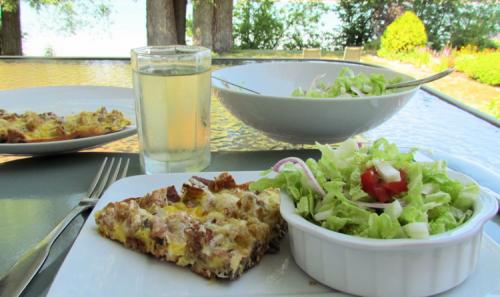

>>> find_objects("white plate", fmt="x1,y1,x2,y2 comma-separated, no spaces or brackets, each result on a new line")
48,172,500,297
0,86,136,155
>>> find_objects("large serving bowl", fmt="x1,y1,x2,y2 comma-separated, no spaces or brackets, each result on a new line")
280,170,498,297
212,61,418,144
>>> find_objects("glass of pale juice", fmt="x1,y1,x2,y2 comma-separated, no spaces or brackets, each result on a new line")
131,45,211,174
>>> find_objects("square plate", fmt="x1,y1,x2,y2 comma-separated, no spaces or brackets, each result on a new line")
48,172,500,297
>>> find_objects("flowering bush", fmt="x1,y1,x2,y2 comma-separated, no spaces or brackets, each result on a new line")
431,46,455,72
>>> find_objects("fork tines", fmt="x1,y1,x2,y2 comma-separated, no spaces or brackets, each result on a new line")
87,157,130,199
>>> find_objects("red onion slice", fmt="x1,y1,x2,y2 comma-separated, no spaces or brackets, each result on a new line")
272,157,326,196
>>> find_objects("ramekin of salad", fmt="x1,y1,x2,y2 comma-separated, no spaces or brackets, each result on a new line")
250,138,498,297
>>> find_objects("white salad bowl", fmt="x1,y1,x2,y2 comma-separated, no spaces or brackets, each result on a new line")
280,170,498,297
212,61,418,144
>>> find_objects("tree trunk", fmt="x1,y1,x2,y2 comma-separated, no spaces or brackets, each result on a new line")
0,1,22,55
146,0,177,46
212,0,232,53
173,0,187,45
192,0,213,49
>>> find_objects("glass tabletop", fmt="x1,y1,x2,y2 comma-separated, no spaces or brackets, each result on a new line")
0,57,499,296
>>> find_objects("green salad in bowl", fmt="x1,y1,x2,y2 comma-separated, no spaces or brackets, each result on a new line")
250,138,478,239
291,67,403,98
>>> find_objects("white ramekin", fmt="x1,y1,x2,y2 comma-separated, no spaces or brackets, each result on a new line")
280,170,498,297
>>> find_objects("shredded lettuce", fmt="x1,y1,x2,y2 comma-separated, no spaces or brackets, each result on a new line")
251,137,477,239
291,67,403,98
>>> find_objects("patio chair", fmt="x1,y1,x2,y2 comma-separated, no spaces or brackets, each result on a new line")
343,46,362,62
302,48,322,59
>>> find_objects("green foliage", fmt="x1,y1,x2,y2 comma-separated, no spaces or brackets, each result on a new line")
232,0,283,50
409,0,458,50
1,0,112,31
232,0,498,51
409,0,499,50
455,51,500,86
379,11,427,53
335,0,499,51
448,1,500,50
335,0,405,47
28,0,112,36
232,0,334,50
186,17,193,38
335,0,376,47
280,2,332,50
0,0,18,11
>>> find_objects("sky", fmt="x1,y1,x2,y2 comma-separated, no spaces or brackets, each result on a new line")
22,0,147,57
20,0,339,57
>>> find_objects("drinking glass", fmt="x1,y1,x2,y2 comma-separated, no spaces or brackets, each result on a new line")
131,45,211,174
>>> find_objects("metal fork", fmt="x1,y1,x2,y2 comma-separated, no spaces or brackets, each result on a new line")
0,157,130,297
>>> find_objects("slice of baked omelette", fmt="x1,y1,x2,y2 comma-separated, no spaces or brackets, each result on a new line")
0,107,130,143
95,173,286,280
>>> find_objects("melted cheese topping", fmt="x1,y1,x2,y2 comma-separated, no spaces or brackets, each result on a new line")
95,180,282,279
0,107,130,143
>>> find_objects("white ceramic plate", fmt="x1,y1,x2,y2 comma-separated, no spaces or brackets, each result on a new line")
0,86,136,155
48,172,500,297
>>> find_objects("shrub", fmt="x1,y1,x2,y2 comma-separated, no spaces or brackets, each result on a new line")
455,51,500,86
379,11,427,53
431,46,455,72
457,44,479,55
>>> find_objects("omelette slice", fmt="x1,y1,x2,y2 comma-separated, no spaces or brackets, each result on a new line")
94,173,286,280
0,107,130,143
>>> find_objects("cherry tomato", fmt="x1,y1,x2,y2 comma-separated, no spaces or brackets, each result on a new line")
361,168,407,203
373,186,391,203
383,170,408,195
361,168,378,197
